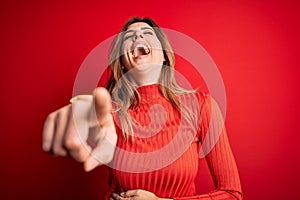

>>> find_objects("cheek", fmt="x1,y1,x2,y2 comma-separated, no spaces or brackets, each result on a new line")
152,40,164,59
121,41,131,53
150,38,164,54
150,38,163,49
121,43,131,61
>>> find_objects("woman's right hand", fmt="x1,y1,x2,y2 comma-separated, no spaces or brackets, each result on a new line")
42,87,117,172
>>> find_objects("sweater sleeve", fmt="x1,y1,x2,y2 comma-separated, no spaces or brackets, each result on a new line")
173,94,242,200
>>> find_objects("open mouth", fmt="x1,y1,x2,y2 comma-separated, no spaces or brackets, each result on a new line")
132,43,150,58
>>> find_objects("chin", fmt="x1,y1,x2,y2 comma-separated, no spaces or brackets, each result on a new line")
133,58,151,66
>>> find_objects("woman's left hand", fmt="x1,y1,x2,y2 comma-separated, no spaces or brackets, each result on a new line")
110,189,171,200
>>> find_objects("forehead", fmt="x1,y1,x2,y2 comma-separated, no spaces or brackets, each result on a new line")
126,22,153,31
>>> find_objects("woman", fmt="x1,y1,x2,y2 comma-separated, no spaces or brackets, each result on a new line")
42,17,242,200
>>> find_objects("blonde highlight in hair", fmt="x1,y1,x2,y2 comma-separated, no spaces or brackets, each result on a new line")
106,17,196,140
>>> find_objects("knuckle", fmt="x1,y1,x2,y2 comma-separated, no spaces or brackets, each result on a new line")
75,152,86,162
64,137,81,150
46,112,56,124
52,143,66,156
47,105,71,121
64,139,87,162
47,111,56,119
64,138,80,150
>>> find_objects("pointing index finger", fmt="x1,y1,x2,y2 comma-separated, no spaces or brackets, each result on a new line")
93,87,112,126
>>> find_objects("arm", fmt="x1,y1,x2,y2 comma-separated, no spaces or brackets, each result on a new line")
174,94,242,200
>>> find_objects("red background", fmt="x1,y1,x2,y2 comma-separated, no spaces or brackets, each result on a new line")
1,0,299,199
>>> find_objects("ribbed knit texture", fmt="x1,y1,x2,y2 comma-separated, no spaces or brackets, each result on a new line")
105,84,242,200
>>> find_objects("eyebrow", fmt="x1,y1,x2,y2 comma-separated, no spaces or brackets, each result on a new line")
124,27,155,34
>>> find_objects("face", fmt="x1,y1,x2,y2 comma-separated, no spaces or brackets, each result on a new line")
121,22,165,71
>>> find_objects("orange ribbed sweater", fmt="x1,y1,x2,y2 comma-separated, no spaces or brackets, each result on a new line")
106,84,242,199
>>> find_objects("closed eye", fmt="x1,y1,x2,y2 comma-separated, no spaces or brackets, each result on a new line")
124,34,133,40
144,31,153,35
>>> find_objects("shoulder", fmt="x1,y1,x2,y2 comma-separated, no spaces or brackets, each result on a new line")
175,90,212,109
176,90,213,118
181,90,211,107
195,90,211,103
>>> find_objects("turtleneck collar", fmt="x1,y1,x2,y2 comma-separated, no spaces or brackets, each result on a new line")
135,83,162,102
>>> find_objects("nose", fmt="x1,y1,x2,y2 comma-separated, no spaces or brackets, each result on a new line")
133,31,143,40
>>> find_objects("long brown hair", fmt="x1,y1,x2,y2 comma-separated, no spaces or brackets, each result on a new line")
106,17,196,139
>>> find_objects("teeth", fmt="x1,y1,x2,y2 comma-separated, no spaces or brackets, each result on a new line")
132,44,150,58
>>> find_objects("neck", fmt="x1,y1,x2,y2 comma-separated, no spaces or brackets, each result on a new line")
126,63,162,86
